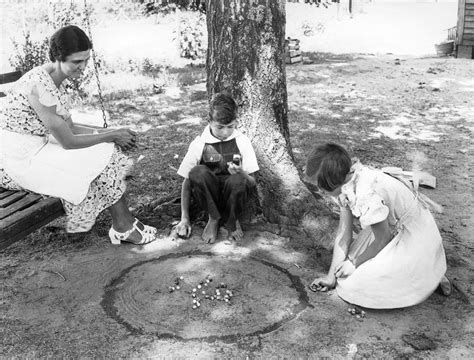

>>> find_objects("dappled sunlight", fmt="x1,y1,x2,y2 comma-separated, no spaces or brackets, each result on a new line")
457,78,474,92
208,305,237,322
210,241,252,258
248,232,306,266
429,77,458,89
328,62,350,68
311,86,339,95
456,106,474,121
175,116,202,125
374,124,442,142
98,72,155,97
373,113,443,141
70,109,109,127
150,230,312,272
128,235,180,255
164,86,182,99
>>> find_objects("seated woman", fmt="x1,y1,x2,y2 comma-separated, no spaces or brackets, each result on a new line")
306,143,450,309
0,25,156,245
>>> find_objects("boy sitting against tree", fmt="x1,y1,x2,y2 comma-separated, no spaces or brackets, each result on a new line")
175,92,259,244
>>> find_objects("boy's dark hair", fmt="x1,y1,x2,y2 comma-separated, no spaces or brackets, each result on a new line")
305,143,352,192
209,92,237,125
49,25,92,62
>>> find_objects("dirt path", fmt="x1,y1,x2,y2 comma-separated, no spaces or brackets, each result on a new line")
1,54,473,359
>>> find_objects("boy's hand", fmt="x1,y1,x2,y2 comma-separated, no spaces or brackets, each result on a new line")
175,219,192,238
227,162,242,175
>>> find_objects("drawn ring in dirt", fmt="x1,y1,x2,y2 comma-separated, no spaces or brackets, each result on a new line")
101,251,310,342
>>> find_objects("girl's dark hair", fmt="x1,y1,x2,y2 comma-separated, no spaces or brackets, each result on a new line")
305,143,352,191
49,25,92,62
209,92,237,125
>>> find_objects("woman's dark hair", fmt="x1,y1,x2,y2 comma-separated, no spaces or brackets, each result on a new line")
49,25,92,62
209,92,237,125
305,143,352,191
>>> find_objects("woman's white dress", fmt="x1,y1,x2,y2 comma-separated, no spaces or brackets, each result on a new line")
336,162,447,309
0,66,131,233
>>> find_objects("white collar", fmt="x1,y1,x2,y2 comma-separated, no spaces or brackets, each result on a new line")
201,125,239,144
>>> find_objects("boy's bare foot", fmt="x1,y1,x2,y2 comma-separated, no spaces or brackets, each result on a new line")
202,217,219,244
228,220,243,242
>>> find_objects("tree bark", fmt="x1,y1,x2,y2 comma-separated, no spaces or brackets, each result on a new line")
206,0,336,245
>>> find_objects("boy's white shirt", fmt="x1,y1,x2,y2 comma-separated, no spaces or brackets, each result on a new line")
177,125,259,179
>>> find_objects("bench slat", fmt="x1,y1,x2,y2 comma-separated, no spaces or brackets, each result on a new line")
0,197,64,250
0,193,43,219
0,191,29,208
0,190,17,200
0,70,22,84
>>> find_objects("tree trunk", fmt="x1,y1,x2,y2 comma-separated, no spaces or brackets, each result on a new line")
206,0,336,245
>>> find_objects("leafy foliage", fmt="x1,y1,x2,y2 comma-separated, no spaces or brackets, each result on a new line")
290,0,336,7
8,1,99,100
48,1,90,31
141,0,205,15
9,32,49,73
176,12,206,60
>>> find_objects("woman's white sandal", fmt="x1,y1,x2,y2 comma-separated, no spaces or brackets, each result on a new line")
137,219,157,235
109,219,157,245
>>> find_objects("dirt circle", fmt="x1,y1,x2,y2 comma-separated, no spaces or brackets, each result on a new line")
101,251,310,342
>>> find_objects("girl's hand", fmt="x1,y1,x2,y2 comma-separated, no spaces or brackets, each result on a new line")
112,128,138,151
309,274,336,292
334,260,356,278
227,162,242,175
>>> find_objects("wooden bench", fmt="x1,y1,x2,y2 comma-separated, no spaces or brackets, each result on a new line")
0,70,65,250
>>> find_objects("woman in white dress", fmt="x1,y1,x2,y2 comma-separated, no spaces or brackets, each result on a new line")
0,25,156,245
305,143,450,309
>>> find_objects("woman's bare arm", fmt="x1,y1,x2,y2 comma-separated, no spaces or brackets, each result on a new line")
28,93,135,150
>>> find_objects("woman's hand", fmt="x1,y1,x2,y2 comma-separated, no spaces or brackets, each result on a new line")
334,260,355,278
309,274,336,292
112,128,138,151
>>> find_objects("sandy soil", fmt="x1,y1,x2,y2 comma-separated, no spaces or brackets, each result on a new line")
1,53,473,359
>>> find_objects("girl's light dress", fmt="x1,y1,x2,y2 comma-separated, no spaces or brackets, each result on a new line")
336,162,447,309
0,66,131,233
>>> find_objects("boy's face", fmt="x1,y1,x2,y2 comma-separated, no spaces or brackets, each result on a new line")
209,119,237,141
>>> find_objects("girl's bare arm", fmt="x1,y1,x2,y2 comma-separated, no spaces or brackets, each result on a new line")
355,218,392,267
311,206,354,290
328,206,354,275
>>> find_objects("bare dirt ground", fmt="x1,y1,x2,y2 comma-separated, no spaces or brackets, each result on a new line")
1,54,473,359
